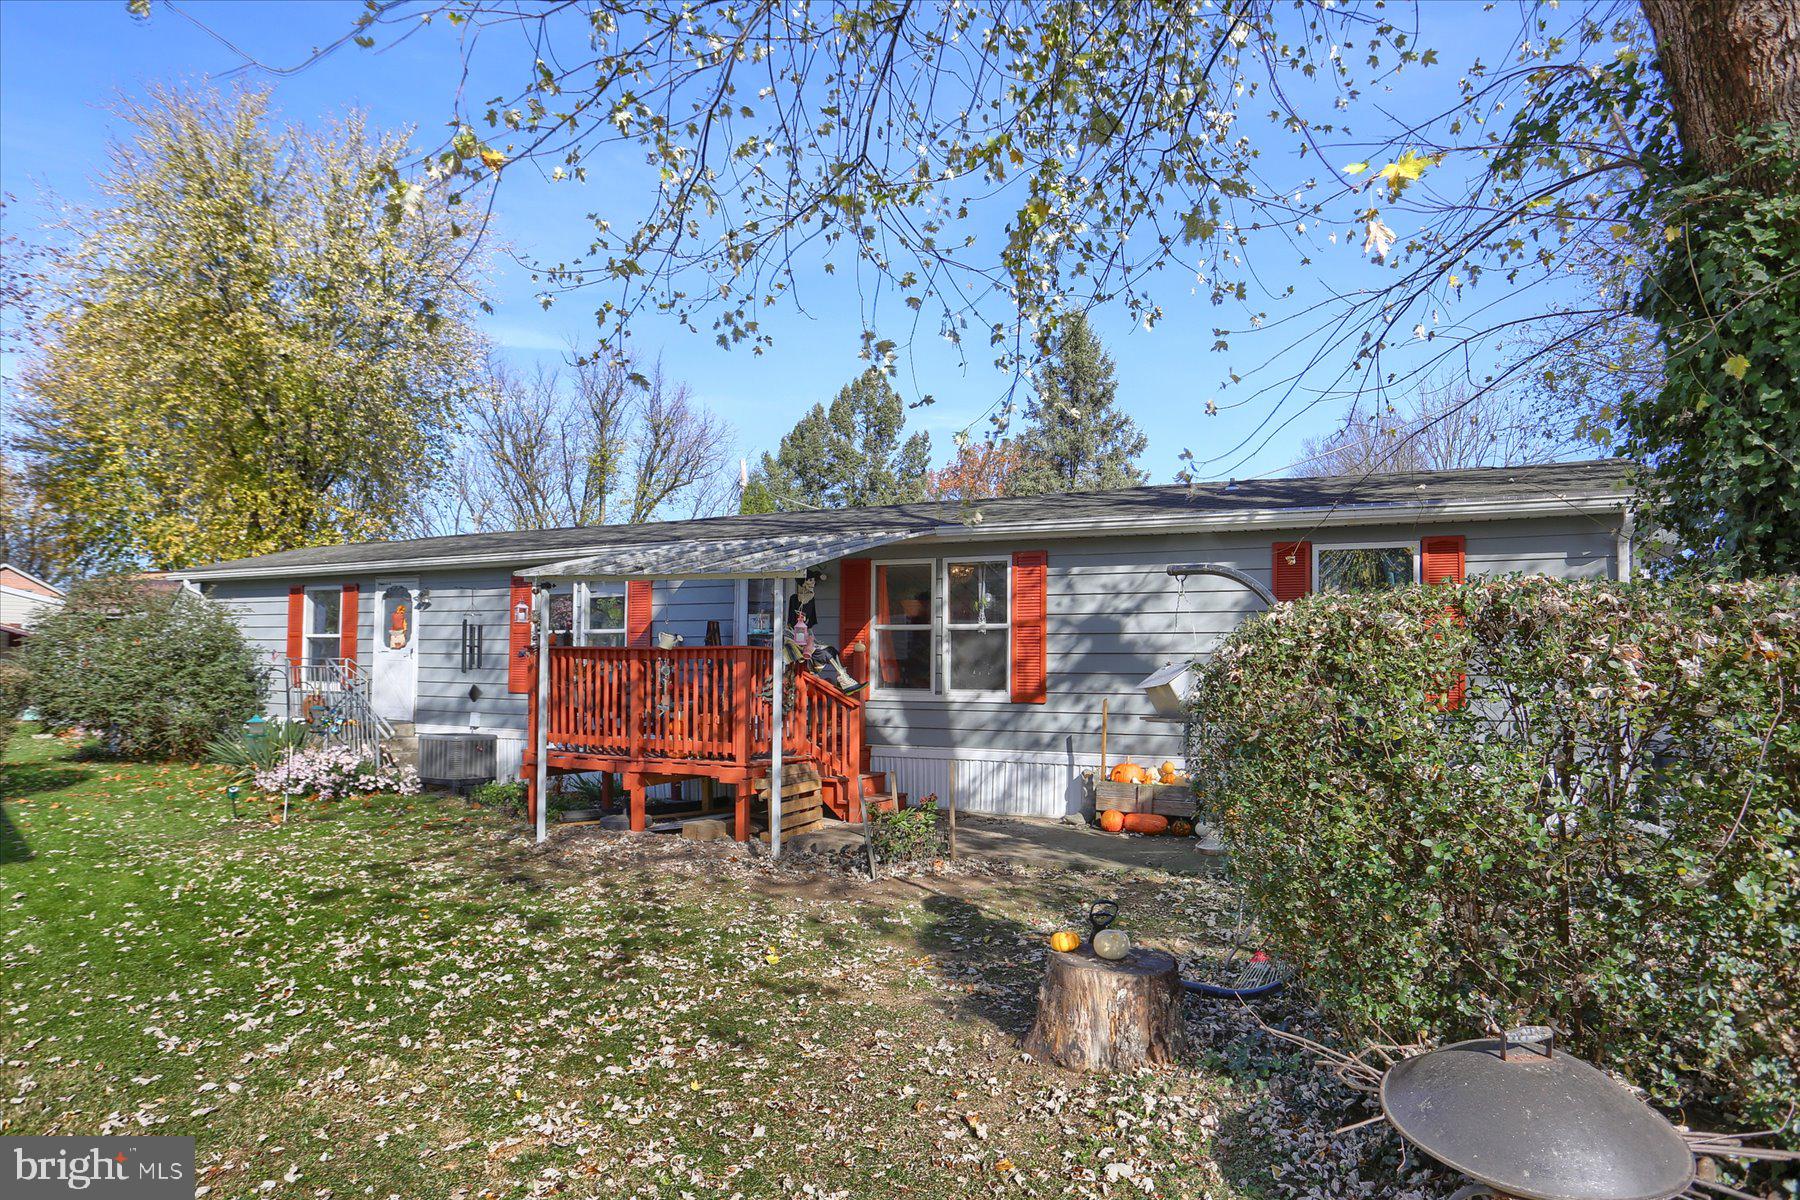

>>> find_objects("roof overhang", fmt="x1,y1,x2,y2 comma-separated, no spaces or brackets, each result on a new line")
517,529,923,582
916,491,1630,541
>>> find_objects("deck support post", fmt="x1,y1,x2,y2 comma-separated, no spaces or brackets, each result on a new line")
733,782,750,843
624,772,646,832
768,578,787,859
534,583,551,845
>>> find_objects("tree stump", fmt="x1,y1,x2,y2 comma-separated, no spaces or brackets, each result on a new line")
1023,944,1184,1072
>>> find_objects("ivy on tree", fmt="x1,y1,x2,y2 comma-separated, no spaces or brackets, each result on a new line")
1624,132,1800,576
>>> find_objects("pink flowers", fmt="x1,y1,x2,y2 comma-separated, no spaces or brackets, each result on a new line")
253,744,421,801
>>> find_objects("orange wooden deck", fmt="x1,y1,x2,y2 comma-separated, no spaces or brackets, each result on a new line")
522,645,867,840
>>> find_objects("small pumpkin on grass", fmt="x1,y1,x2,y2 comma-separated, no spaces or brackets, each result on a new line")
1098,809,1126,833
1048,930,1082,953
1168,818,1194,838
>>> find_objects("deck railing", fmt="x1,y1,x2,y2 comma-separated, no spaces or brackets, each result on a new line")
540,645,863,782
784,670,865,784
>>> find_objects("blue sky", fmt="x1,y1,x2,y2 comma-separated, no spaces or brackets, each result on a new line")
0,1,1584,486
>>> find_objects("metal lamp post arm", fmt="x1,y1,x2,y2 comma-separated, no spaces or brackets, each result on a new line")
1165,563,1277,609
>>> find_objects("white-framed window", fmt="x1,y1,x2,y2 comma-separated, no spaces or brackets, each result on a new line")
1314,542,1419,593
735,577,778,647
304,587,341,666
872,560,937,693
579,581,629,647
943,557,1010,696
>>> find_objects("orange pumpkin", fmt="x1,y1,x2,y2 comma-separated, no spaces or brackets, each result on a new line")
1120,813,1170,835
1098,809,1126,833
1168,819,1194,838
1048,930,1081,953
1159,760,1180,780
1109,762,1138,783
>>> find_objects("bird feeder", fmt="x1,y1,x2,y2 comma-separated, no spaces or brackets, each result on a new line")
1136,661,1194,719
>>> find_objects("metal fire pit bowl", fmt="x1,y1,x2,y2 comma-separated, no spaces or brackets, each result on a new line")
1379,1028,1695,1200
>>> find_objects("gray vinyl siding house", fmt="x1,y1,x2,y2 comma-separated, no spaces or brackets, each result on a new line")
180,461,1633,819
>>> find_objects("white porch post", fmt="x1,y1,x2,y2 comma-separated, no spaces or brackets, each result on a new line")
768,577,787,859
534,582,550,845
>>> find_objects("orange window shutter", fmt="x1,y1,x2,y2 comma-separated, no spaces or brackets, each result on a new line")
1010,551,1048,704
874,564,898,685
339,584,360,665
286,586,305,679
1421,535,1469,709
1421,535,1467,584
1271,541,1312,601
838,559,872,680
507,577,535,694
627,580,654,646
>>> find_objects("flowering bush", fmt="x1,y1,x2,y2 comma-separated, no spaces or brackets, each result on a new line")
1189,575,1798,1131
254,743,421,802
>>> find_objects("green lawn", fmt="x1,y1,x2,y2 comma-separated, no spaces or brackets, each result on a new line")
1,726,1410,1200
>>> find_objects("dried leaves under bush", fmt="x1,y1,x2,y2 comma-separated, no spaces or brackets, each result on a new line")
1189,575,1798,1131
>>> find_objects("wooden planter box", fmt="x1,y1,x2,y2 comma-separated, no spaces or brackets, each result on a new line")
1092,779,1195,819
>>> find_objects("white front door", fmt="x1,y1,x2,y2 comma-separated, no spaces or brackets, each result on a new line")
371,580,419,723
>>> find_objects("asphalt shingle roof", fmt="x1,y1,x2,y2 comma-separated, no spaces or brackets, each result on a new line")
179,459,1631,580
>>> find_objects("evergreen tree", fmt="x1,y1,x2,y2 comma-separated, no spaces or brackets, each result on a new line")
741,368,931,511
1007,314,1147,496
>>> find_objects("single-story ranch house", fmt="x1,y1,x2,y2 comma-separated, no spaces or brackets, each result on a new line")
178,460,1634,826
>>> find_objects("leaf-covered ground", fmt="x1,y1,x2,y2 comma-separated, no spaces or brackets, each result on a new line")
2,728,1453,1199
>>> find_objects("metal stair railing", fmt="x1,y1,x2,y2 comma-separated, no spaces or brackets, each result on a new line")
278,657,396,767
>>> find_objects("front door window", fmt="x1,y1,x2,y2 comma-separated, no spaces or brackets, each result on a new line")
382,588,412,650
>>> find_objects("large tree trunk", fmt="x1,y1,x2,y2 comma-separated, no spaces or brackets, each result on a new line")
1641,0,1800,185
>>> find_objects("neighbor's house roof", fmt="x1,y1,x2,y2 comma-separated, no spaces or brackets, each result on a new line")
0,564,66,599
178,459,1633,582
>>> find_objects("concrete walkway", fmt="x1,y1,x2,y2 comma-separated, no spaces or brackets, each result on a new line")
790,812,1223,876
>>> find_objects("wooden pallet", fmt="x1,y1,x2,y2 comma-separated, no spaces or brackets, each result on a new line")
755,763,827,835
1092,779,1195,819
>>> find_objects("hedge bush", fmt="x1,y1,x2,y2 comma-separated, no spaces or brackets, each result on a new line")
1188,575,1798,1129
0,652,28,749
21,578,263,759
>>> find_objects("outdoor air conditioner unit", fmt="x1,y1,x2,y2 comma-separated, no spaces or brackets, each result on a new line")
418,733,499,790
